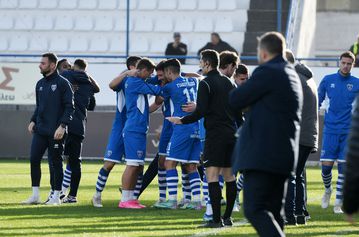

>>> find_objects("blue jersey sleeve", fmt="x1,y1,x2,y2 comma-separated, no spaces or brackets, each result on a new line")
133,78,162,96
318,76,327,108
146,76,160,85
161,83,171,100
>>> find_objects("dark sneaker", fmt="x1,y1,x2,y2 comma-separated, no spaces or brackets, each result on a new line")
62,196,77,204
222,217,233,226
296,215,306,225
304,210,311,220
285,216,297,226
200,220,224,228
59,191,66,201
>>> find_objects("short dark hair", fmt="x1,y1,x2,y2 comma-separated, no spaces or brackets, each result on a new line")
285,50,295,64
57,59,70,70
126,56,142,70
42,52,58,64
258,31,286,56
200,49,219,69
211,32,221,41
219,51,239,69
163,59,181,74
155,60,167,71
137,58,156,71
74,59,88,70
235,63,249,76
340,51,355,63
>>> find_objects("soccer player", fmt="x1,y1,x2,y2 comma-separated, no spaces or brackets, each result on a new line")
22,52,74,205
118,58,162,209
60,59,100,203
233,63,249,86
318,51,359,214
155,59,202,210
168,50,238,228
57,59,72,73
92,56,141,208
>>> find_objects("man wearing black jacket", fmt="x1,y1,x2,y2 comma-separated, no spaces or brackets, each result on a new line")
168,49,237,228
165,32,187,64
229,32,303,236
198,33,237,56
22,53,74,205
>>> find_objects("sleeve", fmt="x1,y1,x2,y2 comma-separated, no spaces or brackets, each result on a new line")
146,76,160,85
343,96,359,214
59,79,75,125
160,84,171,100
30,82,39,123
165,43,171,55
134,80,162,96
60,71,75,84
181,80,210,124
317,76,327,108
224,42,238,54
229,68,271,111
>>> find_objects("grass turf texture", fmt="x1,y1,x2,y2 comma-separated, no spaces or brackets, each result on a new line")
0,159,358,237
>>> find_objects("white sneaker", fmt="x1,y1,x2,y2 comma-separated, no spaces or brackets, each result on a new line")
321,188,332,209
92,193,103,208
232,201,240,212
333,205,344,214
22,195,41,205
45,197,61,205
43,190,54,204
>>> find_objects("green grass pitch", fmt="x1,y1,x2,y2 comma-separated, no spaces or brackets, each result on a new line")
0,159,358,236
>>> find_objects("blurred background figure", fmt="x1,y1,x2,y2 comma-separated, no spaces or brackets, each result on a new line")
165,32,188,64
349,34,359,67
198,33,237,56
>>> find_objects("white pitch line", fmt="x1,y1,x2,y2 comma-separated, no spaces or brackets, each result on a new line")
190,219,249,237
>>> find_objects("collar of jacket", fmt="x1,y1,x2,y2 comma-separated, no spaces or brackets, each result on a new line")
45,71,59,80
206,69,220,76
265,54,286,64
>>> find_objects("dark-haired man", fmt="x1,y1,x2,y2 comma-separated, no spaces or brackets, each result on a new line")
23,53,74,205
92,56,141,208
198,33,237,55
165,32,188,64
219,51,239,78
234,64,249,86
318,51,359,214
119,58,162,209
168,50,238,228
57,59,72,73
229,32,303,236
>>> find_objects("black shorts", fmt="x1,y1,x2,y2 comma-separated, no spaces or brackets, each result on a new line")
203,135,235,168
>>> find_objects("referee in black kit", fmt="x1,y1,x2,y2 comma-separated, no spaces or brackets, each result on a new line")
168,49,238,228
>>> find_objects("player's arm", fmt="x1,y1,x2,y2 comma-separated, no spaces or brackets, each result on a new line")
89,76,100,93
149,102,162,113
109,69,137,90
180,81,210,124
229,68,270,111
136,81,162,96
317,77,327,108
29,83,39,133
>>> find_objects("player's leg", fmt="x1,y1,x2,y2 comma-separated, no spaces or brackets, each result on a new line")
92,126,124,207
22,133,48,204
139,153,160,198
61,162,72,197
202,170,213,221
46,136,65,205
221,167,237,226
119,131,146,208
178,164,191,208
334,134,348,214
205,166,222,227
320,133,338,208
63,134,83,203
133,165,144,199
157,155,167,201
233,173,244,212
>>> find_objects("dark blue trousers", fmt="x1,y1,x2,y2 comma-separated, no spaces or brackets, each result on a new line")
243,170,287,237
285,145,312,218
30,133,64,191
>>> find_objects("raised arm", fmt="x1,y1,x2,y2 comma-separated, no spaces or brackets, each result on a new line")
109,69,137,90
89,76,100,93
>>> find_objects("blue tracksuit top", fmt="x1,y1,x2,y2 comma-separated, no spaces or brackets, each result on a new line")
31,71,74,136
318,71,359,134
123,76,162,134
61,70,95,138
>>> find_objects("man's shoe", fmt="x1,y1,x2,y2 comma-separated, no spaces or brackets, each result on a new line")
154,200,177,209
185,201,202,210
220,198,226,206
21,195,41,205
285,216,297,226
222,217,233,226
296,215,306,225
200,220,224,228
118,200,146,209
43,190,54,204
321,188,332,209
92,193,103,208
45,197,61,205
59,191,66,201
152,199,165,208
178,198,190,208
232,201,240,212
304,210,311,220
333,205,344,214
203,213,213,222
62,196,77,204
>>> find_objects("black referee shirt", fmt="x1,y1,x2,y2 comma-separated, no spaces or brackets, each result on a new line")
181,69,237,137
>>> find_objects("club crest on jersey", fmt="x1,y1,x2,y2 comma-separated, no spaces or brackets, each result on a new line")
347,84,353,91
330,83,335,88
137,150,144,158
51,84,57,91
107,150,112,157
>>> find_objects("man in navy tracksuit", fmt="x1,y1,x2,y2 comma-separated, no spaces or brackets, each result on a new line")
60,59,100,203
22,53,74,205
229,32,303,236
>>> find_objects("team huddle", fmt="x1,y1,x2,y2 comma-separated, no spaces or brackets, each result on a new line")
21,31,359,233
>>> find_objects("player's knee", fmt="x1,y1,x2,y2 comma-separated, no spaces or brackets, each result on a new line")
321,161,334,167
158,156,166,168
165,160,176,170
103,161,115,171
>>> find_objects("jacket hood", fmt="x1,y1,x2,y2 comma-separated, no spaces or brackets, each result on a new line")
295,63,313,80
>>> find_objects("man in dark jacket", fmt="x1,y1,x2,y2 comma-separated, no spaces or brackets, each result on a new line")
165,32,188,64
229,32,303,236
198,33,237,55
22,52,74,205
284,50,319,225
343,96,359,223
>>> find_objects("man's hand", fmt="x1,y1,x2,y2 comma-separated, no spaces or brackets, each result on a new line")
126,69,139,77
28,121,35,134
182,102,196,113
54,125,66,140
166,117,182,125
